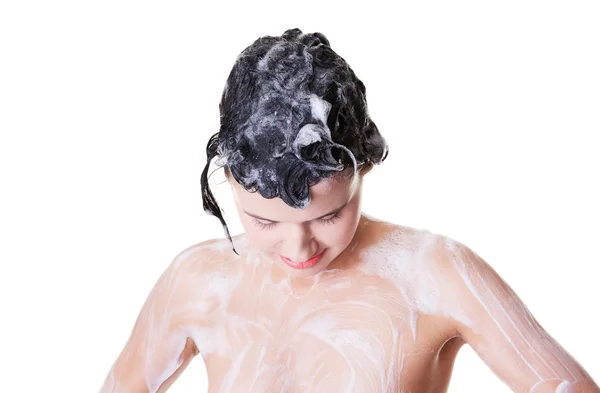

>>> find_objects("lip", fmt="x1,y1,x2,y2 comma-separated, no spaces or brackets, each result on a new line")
279,249,326,270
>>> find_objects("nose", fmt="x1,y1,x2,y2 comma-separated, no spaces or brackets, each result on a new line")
279,223,318,263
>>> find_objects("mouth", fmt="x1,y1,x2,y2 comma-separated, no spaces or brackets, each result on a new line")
279,249,327,270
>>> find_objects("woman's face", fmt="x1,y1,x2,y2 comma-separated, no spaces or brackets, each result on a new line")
228,167,367,278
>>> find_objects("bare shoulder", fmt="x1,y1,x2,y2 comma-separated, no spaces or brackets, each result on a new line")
355,215,470,342
356,215,450,307
161,235,247,310
415,230,534,337
98,236,246,392
357,214,441,255
359,215,474,275
416,232,600,392
170,234,246,274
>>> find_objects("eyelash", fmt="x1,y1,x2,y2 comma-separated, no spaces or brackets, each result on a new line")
252,212,342,230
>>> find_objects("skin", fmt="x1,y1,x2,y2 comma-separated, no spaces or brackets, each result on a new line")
99,167,599,393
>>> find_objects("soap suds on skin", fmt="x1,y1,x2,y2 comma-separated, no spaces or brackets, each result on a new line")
359,228,473,341
99,225,595,393
441,236,591,393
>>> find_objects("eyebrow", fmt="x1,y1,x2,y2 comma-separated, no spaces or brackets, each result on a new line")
243,203,348,223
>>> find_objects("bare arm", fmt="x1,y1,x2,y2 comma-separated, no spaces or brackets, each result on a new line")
155,338,200,393
98,244,208,393
433,235,599,393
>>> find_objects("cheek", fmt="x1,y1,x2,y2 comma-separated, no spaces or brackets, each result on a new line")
318,226,352,246
316,211,360,247
339,202,362,243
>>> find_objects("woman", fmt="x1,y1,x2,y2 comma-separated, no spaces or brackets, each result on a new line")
99,28,599,393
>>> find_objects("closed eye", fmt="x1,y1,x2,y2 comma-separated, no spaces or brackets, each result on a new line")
251,218,277,230
318,212,342,225
249,212,343,231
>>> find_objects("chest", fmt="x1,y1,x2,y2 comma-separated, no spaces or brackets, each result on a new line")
194,270,452,393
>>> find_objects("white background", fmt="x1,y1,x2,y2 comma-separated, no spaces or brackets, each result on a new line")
1,0,598,392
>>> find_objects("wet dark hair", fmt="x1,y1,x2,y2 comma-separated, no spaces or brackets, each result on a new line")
200,28,388,252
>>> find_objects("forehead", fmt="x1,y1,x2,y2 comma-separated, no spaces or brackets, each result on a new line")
231,170,358,222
